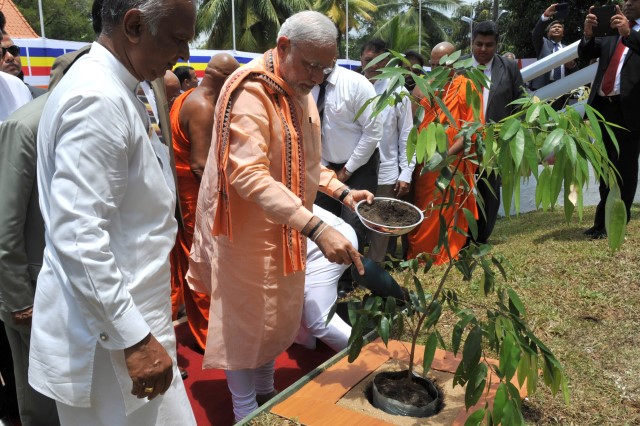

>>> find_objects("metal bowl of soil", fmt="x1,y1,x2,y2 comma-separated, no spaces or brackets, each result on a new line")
356,197,424,236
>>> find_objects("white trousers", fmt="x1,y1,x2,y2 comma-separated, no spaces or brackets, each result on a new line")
224,360,275,422
295,206,357,351
55,345,194,426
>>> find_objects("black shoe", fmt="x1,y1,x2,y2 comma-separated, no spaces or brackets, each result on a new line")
591,228,607,240
179,367,188,380
583,225,601,236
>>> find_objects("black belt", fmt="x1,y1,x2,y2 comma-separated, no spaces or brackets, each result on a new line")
597,94,620,103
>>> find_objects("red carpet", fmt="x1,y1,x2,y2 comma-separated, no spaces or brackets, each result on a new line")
175,321,336,425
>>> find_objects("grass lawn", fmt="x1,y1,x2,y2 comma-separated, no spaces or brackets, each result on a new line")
252,205,640,425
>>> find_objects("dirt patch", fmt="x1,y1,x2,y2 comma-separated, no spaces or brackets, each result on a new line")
337,359,466,426
358,199,421,227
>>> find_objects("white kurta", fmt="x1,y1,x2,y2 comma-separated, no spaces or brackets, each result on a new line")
29,42,192,420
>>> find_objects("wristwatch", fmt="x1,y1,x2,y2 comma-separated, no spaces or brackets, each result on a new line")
338,188,351,202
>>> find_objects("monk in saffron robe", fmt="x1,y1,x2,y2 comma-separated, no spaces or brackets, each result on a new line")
169,53,240,350
187,12,373,422
407,43,479,264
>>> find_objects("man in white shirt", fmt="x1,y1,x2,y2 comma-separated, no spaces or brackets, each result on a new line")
0,70,31,123
29,0,197,424
359,39,415,262
313,57,383,254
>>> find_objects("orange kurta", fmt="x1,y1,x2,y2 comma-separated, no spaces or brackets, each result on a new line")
168,88,211,350
187,51,343,370
407,75,479,264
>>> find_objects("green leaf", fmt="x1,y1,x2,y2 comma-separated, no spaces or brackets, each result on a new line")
463,326,483,372
584,104,602,142
563,134,577,167
525,103,541,123
325,302,337,326
464,407,486,426
499,333,520,381
502,399,525,426
423,332,438,373
541,128,564,159
425,300,442,328
463,208,478,240
414,275,427,307
523,130,539,179
433,96,457,130
500,118,521,140
435,123,448,153
605,191,627,251
492,383,508,425
379,316,390,345
406,127,417,163
507,288,526,317
465,362,488,408
510,128,525,169
347,335,363,362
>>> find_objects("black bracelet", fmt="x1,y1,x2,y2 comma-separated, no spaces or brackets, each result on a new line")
307,219,324,239
338,188,351,202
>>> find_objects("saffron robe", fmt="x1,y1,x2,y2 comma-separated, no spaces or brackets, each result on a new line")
169,88,211,350
407,75,479,264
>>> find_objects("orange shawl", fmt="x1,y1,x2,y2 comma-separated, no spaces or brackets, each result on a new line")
212,49,306,275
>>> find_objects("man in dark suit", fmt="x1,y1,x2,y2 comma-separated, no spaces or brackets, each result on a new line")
470,20,525,244
530,4,578,92
579,0,640,239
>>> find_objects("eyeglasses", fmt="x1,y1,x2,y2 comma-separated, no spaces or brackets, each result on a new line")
293,44,334,76
2,45,21,57
302,60,334,76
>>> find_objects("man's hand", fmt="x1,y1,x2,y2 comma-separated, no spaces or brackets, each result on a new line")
394,181,411,198
611,5,631,38
336,167,352,183
343,189,374,211
125,333,173,400
544,3,558,18
584,6,597,39
314,226,365,275
11,306,33,326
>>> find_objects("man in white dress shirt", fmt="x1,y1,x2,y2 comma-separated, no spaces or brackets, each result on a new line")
313,56,383,255
359,39,414,262
0,70,31,123
28,0,197,424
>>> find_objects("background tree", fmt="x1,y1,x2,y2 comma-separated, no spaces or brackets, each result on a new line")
450,1,493,55
15,0,94,42
373,0,460,57
314,0,378,59
195,0,309,50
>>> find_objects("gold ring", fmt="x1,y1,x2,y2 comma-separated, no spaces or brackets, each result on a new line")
144,386,154,393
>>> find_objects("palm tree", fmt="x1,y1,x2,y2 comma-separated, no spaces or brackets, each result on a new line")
196,0,310,51
372,0,461,57
313,0,378,58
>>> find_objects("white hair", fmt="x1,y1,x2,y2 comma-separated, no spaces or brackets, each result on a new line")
278,11,337,48
102,0,172,35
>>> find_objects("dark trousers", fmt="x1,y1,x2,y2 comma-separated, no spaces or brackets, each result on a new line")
592,96,640,229
315,149,379,252
474,170,502,244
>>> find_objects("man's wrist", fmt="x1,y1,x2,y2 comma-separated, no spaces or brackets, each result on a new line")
338,187,351,202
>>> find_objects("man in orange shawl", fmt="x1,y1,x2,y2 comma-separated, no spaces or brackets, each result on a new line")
187,11,373,422
407,42,479,264
169,53,240,351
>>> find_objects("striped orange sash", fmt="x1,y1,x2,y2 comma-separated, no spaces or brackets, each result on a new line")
212,48,306,275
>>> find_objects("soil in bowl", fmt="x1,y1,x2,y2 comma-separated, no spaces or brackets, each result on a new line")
358,200,421,227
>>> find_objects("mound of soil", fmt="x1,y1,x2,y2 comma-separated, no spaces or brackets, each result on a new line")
358,199,421,227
